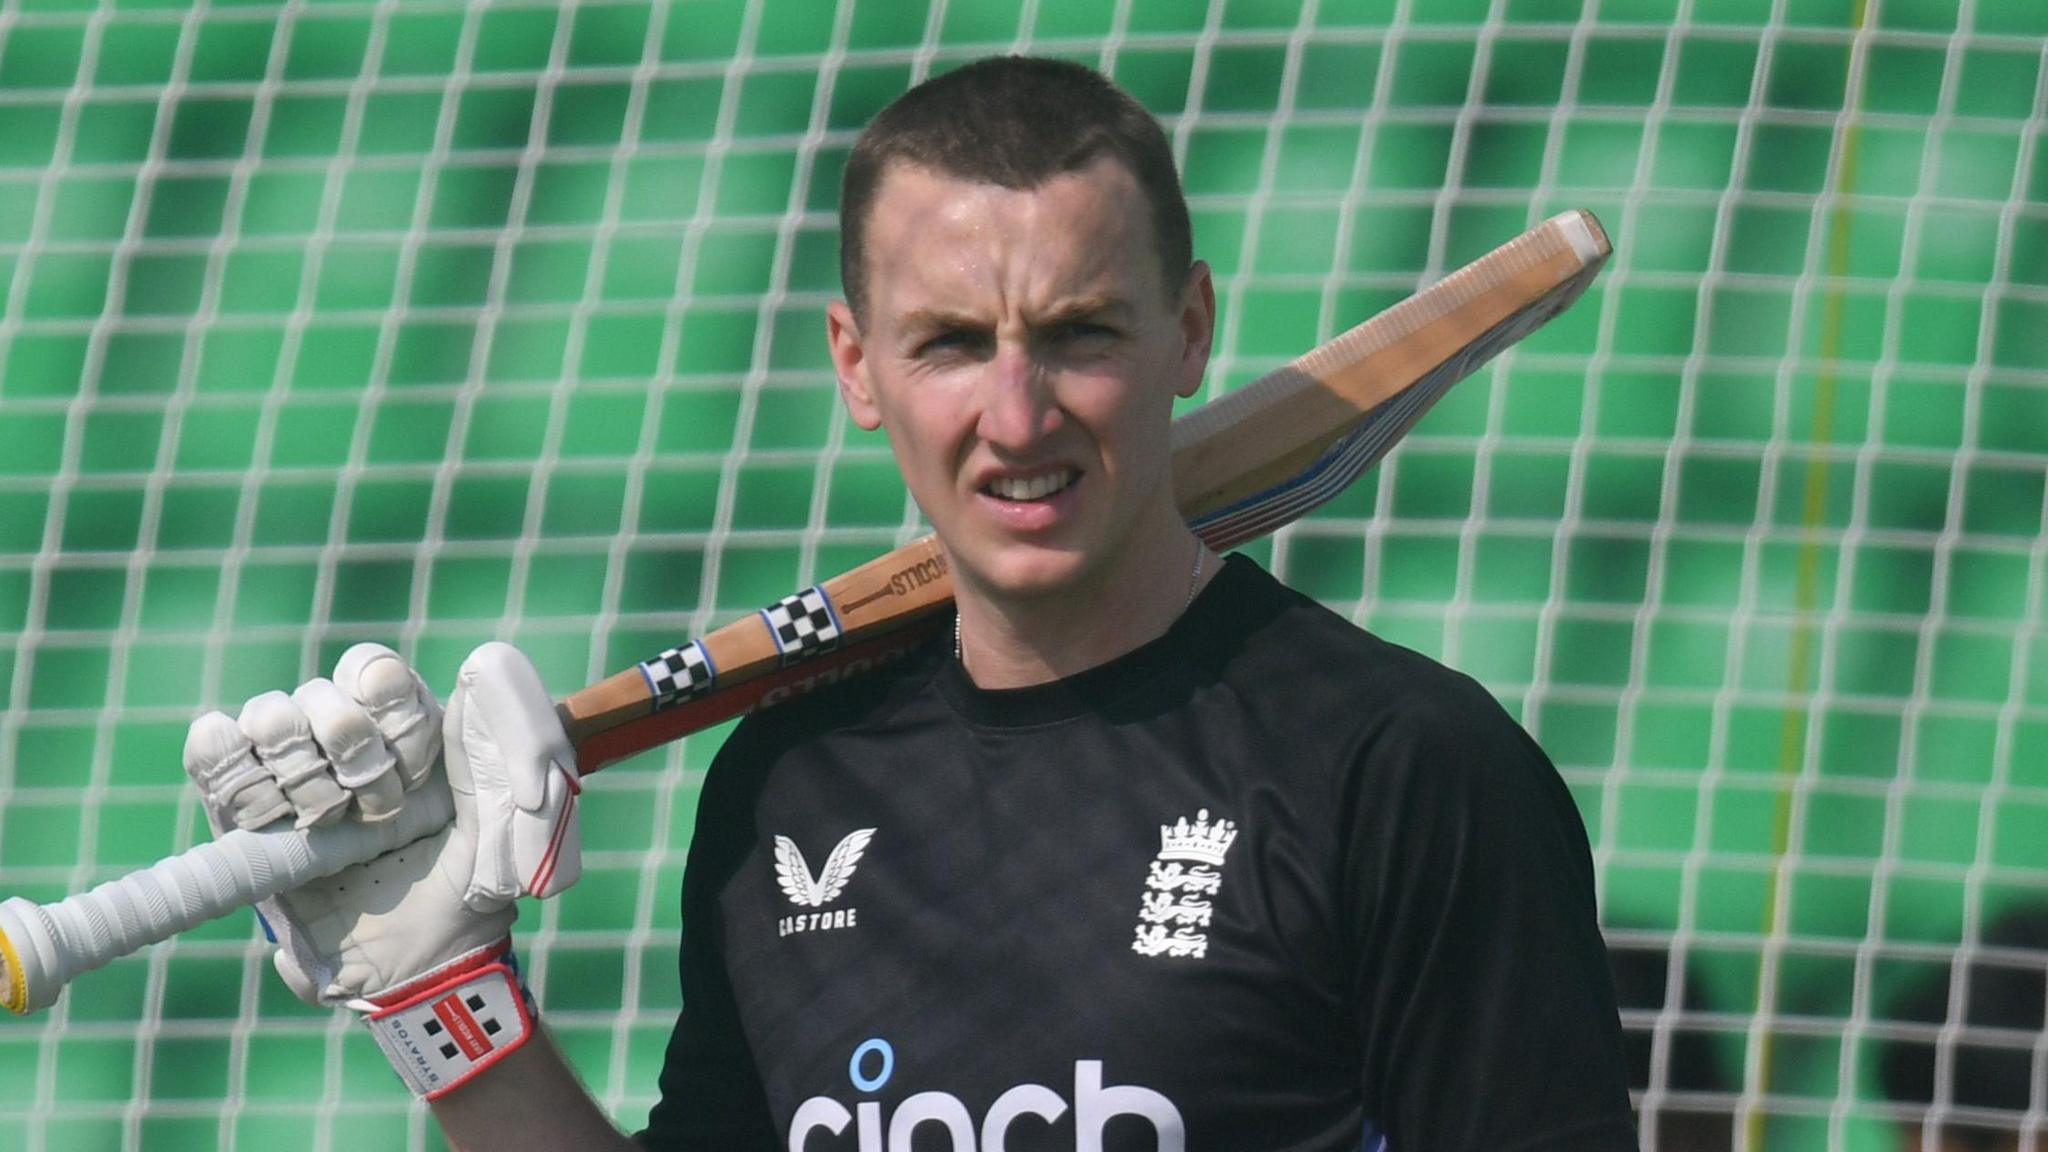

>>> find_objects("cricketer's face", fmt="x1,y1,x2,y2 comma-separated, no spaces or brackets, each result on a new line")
826,158,1215,605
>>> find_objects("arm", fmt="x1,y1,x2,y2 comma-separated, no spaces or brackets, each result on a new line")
1344,668,1638,1150
431,1030,641,1152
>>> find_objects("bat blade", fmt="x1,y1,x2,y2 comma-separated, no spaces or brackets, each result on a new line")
1173,208,1607,546
0,210,1610,1014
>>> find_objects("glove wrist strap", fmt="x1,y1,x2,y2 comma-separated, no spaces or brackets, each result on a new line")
363,957,533,1100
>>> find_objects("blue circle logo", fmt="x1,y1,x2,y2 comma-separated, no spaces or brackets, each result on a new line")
849,1038,893,1092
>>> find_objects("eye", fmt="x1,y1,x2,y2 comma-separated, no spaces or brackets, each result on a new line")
1054,319,1119,344
914,328,991,359
1044,320,1122,361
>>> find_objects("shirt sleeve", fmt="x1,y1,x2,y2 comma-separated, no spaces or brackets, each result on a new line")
633,736,780,1151
1342,674,1638,1152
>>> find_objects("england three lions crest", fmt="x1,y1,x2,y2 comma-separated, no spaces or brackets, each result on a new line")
1132,809,1238,959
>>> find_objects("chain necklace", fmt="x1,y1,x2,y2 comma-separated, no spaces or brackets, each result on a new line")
955,541,1207,669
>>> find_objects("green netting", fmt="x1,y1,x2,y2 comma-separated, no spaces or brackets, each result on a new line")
1,1,2044,1149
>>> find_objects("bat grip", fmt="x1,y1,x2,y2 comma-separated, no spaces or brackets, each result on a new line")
0,783,456,1015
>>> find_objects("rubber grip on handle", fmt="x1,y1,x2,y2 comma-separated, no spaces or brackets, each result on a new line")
0,782,457,1014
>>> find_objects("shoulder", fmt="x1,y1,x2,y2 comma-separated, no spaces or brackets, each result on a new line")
1203,559,1575,857
1210,556,1532,766
708,630,949,779
683,632,947,867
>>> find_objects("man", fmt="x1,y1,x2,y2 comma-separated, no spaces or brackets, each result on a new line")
182,57,1636,1150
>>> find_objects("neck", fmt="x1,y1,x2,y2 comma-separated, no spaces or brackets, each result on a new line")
952,509,1212,690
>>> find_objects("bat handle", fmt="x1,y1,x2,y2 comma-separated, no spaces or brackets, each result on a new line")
0,783,457,1015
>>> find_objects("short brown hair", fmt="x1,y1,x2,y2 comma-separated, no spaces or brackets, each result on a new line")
838,56,1193,318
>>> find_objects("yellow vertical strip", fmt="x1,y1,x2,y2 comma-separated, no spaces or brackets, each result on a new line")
1748,2,1869,1148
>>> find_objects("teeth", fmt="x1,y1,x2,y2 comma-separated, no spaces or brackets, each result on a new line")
987,471,1073,501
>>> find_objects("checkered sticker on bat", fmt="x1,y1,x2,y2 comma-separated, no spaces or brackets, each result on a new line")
761,587,843,665
638,642,715,711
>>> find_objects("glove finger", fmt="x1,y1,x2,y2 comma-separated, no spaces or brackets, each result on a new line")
293,677,403,823
238,690,351,829
334,643,441,792
182,710,291,832
351,772,407,824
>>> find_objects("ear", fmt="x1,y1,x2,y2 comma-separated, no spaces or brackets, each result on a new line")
827,299,883,431
1173,261,1217,400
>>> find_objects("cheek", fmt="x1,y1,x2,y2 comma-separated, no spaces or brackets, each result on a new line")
872,381,973,480
1074,368,1179,465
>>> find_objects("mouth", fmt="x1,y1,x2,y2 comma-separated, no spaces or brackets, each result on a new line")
981,469,1079,503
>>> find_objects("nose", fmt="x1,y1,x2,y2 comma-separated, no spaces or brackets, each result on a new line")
975,343,1062,452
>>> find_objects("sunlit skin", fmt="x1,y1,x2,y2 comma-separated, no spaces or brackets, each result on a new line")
826,158,1218,688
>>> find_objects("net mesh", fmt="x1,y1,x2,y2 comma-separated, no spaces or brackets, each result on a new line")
1,0,2045,1148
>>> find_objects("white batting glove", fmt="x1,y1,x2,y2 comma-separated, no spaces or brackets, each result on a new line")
182,641,583,1099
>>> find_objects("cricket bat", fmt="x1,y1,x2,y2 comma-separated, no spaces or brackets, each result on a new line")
0,210,1611,1014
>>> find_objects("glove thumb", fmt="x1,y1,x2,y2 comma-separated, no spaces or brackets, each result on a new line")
445,643,583,906
273,947,325,1007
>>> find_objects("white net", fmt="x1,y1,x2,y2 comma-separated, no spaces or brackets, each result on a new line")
0,1,2044,1149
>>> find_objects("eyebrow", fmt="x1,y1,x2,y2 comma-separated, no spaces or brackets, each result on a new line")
1037,294,1136,327
897,307,984,336
896,295,1136,336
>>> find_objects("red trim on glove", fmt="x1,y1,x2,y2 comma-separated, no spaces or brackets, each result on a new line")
525,789,578,897
365,953,534,1101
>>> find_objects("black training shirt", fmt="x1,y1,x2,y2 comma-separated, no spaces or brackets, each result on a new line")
637,554,1637,1151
